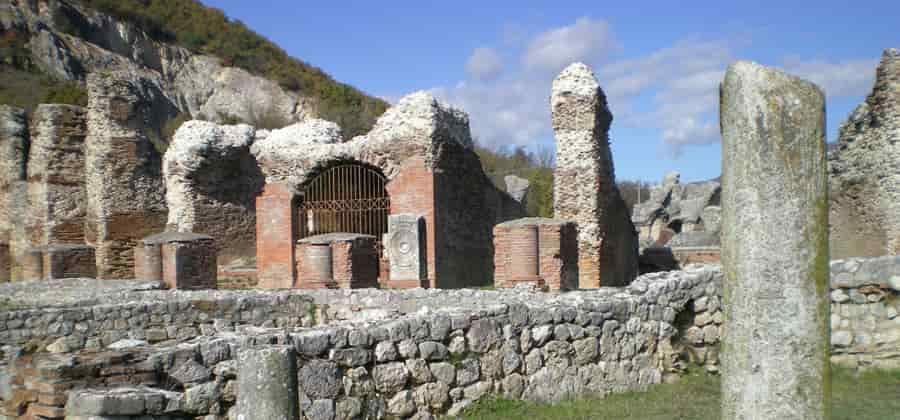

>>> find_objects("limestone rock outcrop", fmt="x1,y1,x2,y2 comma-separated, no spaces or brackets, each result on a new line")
829,48,900,258
1,0,314,127
504,175,530,205
551,63,638,288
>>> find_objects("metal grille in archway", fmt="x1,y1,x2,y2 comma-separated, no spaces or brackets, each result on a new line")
297,164,390,242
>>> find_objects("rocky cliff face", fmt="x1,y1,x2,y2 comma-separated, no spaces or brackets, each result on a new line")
829,48,900,259
1,0,315,128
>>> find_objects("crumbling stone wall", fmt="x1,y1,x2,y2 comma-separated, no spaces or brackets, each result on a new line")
0,266,722,419
25,104,88,246
250,93,524,288
632,171,721,248
0,106,29,281
2,257,897,418
164,121,263,265
551,63,638,288
829,256,900,370
829,48,900,258
0,279,316,352
84,70,176,278
432,138,526,287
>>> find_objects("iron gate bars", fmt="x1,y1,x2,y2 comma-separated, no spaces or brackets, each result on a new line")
297,164,390,243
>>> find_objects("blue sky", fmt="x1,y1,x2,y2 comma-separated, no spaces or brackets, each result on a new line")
203,0,897,182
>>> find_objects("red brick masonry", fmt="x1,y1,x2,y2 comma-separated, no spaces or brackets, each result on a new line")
494,218,578,291
134,232,217,289
295,233,378,289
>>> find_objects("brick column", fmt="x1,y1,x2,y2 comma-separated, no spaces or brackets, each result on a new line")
256,182,297,289
386,156,434,288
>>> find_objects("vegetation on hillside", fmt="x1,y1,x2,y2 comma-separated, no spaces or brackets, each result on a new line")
65,0,388,139
476,145,555,217
476,144,652,218
0,31,88,111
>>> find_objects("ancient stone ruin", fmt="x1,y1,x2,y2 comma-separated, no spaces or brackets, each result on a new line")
551,63,639,288
0,24,897,417
829,48,900,259
164,91,525,290
632,172,722,269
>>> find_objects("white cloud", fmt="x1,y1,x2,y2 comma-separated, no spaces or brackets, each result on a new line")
522,17,617,73
432,78,551,149
433,19,879,159
780,57,878,98
465,47,505,81
599,40,736,156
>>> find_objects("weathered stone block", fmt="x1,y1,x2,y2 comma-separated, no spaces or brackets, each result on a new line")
236,346,300,420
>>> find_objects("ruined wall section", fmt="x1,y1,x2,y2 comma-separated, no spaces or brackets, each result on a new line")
0,106,29,281
0,266,723,419
251,92,524,288
164,121,263,265
25,104,88,246
829,48,900,258
829,256,900,370
85,70,176,278
552,63,638,288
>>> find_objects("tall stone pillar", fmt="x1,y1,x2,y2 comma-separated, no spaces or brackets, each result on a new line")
0,106,29,281
551,62,638,288
720,61,830,419
237,346,299,420
26,105,88,246
84,71,172,278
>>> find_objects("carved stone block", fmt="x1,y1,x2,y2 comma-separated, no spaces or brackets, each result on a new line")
386,214,425,283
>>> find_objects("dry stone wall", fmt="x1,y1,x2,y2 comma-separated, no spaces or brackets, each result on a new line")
1,257,898,418
0,266,723,419
829,48,900,258
829,256,900,369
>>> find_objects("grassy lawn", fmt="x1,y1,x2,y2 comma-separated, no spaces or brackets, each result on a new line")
462,368,900,420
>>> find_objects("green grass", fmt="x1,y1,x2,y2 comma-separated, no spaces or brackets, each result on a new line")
463,368,900,420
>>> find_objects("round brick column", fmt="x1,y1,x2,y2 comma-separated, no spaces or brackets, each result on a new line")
303,243,333,284
509,225,540,281
134,242,162,281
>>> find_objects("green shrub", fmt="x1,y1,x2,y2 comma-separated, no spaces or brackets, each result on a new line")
41,81,88,107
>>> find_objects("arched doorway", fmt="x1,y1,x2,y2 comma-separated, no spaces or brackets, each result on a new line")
296,163,390,243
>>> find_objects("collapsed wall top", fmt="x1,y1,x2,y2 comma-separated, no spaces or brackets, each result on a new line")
828,47,900,258
250,91,473,188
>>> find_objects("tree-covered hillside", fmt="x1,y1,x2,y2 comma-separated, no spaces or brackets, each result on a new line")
63,0,388,139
